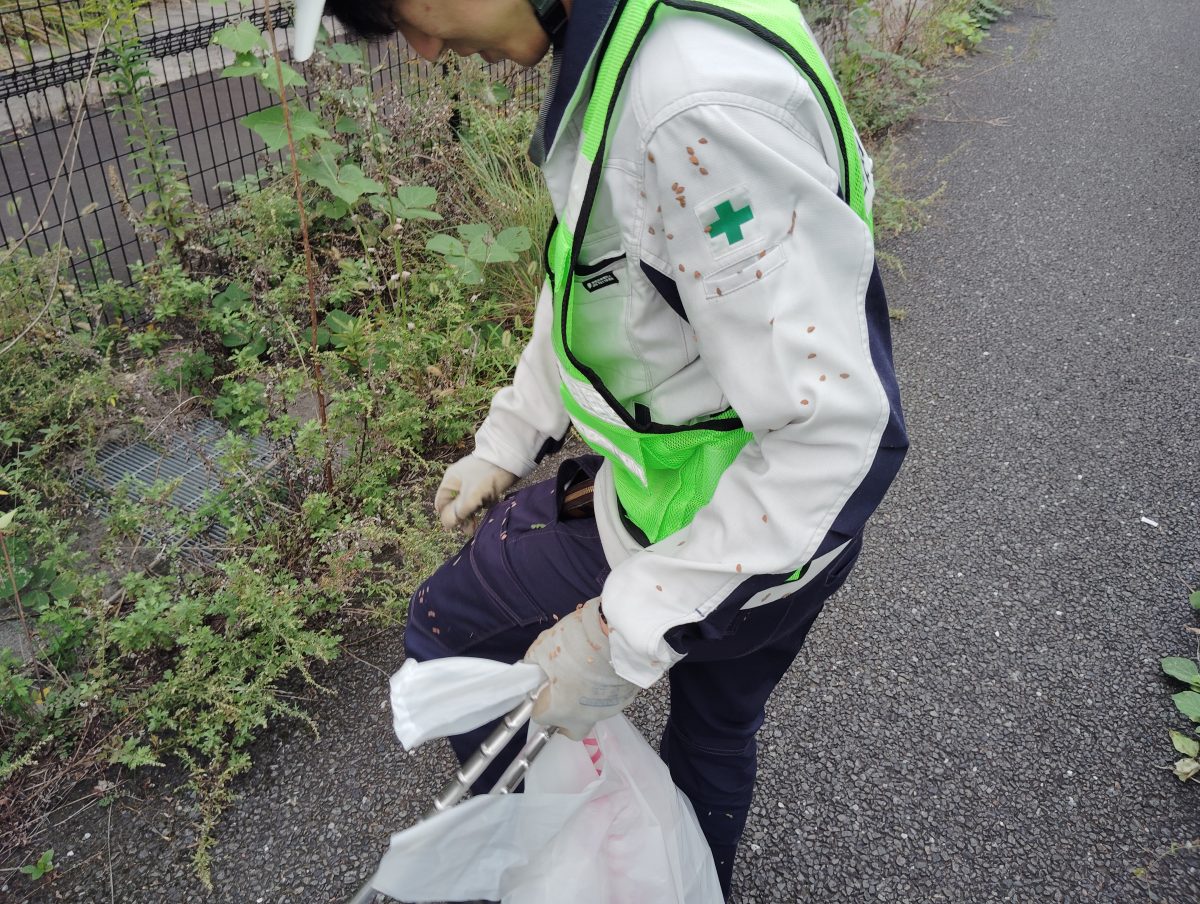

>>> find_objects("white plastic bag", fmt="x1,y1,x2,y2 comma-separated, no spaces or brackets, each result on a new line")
373,657,723,904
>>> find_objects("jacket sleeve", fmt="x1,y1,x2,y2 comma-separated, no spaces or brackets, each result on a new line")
473,279,572,478
602,94,907,687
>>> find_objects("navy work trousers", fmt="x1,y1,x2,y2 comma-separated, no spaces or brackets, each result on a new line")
405,456,862,898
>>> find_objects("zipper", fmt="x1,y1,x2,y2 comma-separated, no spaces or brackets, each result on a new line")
529,49,564,167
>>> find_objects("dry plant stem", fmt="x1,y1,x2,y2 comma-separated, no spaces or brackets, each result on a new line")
261,0,334,493
0,18,111,356
0,531,35,660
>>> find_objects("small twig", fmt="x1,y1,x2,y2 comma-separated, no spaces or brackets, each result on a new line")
337,642,391,679
143,396,203,439
107,806,115,904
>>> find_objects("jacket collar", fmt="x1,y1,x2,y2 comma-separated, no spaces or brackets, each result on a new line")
533,0,622,164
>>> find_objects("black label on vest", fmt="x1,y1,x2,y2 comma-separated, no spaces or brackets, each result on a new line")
582,272,619,293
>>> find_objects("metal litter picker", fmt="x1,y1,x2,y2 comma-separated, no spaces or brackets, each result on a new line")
347,682,556,904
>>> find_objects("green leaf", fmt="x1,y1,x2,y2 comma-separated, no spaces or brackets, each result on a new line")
0,564,33,598
1173,757,1200,782
211,21,266,54
325,310,356,335
427,234,466,257
395,185,437,209
0,509,15,531
334,116,361,135
313,198,350,220
220,51,266,80
457,223,491,243
1170,730,1200,758
298,146,383,205
323,41,366,65
49,572,77,601
1162,657,1200,688
241,105,329,151
1190,589,1200,610
496,226,532,253
258,61,307,93
1172,690,1200,722
25,589,49,611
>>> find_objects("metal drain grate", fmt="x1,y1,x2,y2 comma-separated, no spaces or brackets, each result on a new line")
75,418,281,561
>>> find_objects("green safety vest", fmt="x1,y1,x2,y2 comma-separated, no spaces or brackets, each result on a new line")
548,0,872,545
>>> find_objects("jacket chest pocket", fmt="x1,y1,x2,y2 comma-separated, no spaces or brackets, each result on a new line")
568,252,650,403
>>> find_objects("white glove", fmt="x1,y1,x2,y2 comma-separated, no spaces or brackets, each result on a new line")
523,597,639,741
434,454,518,533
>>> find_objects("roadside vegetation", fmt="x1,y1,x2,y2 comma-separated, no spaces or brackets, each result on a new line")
0,0,1008,887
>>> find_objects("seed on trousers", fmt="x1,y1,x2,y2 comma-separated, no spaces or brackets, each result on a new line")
819,375,826,382
686,146,695,155
699,137,709,144
648,151,656,163
690,155,700,165
840,373,850,379
808,353,817,359
699,167,709,175
807,325,815,333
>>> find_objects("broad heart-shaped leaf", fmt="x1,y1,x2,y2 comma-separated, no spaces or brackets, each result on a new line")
496,226,532,253
241,105,328,152
1170,730,1200,758
1173,757,1200,782
368,193,442,222
313,198,350,220
0,564,33,598
1172,690,1200,722
395,185,437,209
457,223,492,243
49,572,77,601
322,41,366,65
334,116,361,135
298,147,383,205
427,234,466,258
221,52,266,80
214,283,250,312
212,21,266,54
258,61,307,94
325,310,356,335
1162,656,1200,689
1190,589,1200,610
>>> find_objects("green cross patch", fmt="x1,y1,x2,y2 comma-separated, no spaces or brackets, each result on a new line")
707,200,754,245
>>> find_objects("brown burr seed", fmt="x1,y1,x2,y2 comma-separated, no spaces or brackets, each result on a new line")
801,399,809,405
699,167,709,175
819,374,827,381
694,270,701,279
806,325,816,333
755,270,763,279
648,151,656,162
672,181,680,192
432,626,441,635
657,205,662,213
704,225,712,234
807,353,817,359
656,584,663,591
666,233,674,240
736,563,743,573
758,250,767,259
840,373,850,379
678,197,687,208
769,317,775,325
674,184,685,194
699,137,709,144
679,263,686,272
762,514,769,523
690,155,700,165
648,226,656,235
686,146,695,154
716,287,723,296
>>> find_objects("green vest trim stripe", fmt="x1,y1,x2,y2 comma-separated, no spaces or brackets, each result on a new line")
549,0,872,544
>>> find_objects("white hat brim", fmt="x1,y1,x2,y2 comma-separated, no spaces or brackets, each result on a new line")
292,0,324,61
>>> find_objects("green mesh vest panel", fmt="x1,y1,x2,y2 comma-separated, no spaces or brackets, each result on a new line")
549,0,871,545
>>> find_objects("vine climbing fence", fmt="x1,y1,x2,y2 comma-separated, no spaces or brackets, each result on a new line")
0,0,543,296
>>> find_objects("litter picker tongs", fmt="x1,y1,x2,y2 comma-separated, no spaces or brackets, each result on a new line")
347,681,558,904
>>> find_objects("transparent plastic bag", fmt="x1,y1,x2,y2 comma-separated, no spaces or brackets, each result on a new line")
373,657,723,904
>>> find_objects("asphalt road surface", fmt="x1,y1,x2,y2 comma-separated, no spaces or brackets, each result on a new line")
13,0,1200,901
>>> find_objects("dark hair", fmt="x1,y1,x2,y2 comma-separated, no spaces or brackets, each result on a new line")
322,0,399,38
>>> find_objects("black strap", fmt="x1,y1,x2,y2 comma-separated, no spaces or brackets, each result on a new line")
530,0,569,42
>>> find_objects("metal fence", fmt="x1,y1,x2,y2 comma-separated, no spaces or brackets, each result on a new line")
0,0,543,290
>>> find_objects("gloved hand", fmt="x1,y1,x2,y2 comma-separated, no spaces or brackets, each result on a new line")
523,597,639,741
434,454,518,533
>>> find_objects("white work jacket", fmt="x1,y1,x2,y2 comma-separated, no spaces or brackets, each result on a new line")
474,3,908,686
